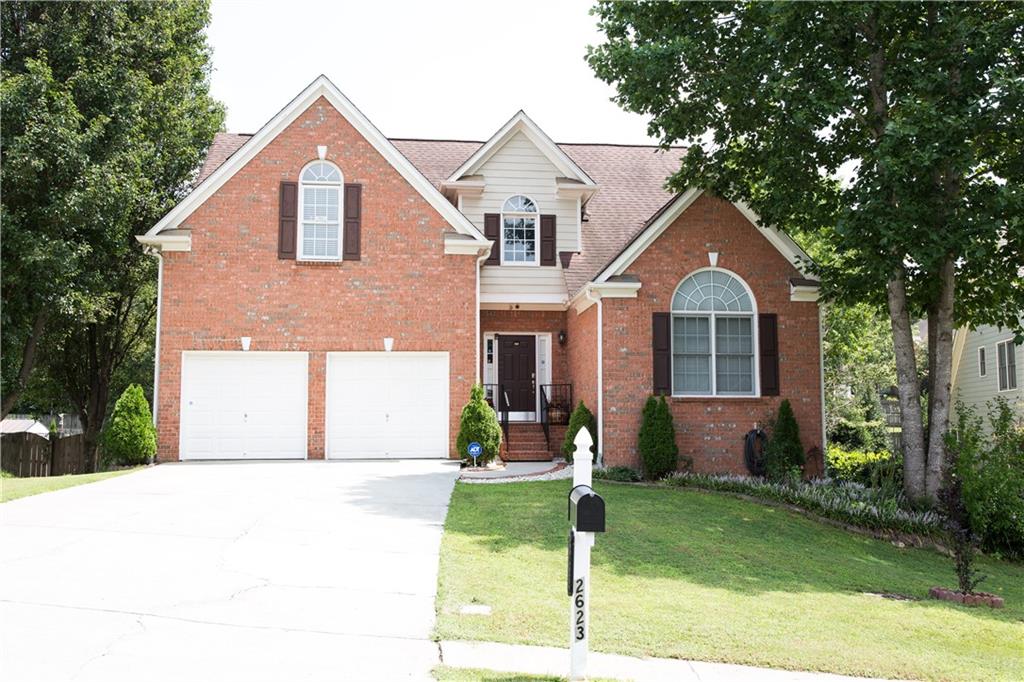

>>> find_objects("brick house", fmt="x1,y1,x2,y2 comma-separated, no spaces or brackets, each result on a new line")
139,76,824,473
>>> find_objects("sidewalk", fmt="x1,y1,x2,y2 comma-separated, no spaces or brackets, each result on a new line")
439,640,896,682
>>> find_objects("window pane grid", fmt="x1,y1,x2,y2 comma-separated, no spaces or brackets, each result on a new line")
299,162,342,260
503,216,536,263
997,340,1018,391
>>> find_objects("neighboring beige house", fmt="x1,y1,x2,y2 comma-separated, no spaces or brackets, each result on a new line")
951,320,1023,423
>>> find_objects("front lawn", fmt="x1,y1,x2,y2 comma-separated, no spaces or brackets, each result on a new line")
0,468,142,502
436,480,1024,682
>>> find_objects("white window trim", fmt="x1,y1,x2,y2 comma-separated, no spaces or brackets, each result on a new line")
500,194,540,267
669,267,760,398
996,339,1018,392
978,345,987,377
298,160,343,262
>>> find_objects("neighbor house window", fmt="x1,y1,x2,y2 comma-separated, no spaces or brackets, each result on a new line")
671,270,756,396
501,195,538,264
997,339,1018,391
978,346,987,377
299,161,342,260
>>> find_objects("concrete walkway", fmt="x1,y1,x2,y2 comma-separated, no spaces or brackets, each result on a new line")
0,460,460,682
440,640,895,682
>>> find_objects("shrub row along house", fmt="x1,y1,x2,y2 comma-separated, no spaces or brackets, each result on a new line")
138,76,825,473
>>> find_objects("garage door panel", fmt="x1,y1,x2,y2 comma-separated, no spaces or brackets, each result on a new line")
180,353,307,460
326,353,448,459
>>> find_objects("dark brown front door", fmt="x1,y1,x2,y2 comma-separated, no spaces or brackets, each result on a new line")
498,335,536,412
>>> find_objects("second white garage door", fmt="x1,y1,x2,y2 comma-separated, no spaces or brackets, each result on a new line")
326,352,449,459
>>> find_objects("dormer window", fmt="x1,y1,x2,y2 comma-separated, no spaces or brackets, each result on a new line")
501,195,538,265
300,161,343,260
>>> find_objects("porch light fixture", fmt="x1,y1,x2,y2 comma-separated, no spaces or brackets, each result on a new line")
558,330,567,346
240,337,251,351
383,337,394,352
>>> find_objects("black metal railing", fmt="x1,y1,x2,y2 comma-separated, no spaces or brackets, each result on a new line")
539,383,573,449
483,383,510,444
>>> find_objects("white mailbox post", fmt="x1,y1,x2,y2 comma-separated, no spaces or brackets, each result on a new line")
567,428,604,681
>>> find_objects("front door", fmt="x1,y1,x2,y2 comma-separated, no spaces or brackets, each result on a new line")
498,335,536,413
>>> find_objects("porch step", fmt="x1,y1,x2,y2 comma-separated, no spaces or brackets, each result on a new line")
502,423,561,462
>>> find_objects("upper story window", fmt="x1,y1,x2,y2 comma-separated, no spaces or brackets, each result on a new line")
300,161,343,260
671,269,757,396
996,339,1018,391
501,195,538,265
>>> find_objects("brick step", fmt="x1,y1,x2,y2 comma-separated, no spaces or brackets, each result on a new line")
502,449,554,462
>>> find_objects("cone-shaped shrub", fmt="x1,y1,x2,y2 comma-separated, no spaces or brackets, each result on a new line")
102,384,157,466
638,395,678,480
456,384,502,465
562,400,597,463
764,399,805,480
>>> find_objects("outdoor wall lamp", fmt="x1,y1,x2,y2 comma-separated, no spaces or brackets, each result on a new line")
383,337,394,352
558,330,567,346
240,336,251,351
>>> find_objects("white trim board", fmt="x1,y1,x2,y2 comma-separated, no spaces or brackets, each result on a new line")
447,111,597,188
593,189,814,282
141,75,489,248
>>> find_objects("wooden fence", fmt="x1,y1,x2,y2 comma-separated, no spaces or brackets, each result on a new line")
1,433,88,477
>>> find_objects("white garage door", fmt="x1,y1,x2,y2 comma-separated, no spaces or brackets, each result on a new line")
326,352,449,459
179,352,307,460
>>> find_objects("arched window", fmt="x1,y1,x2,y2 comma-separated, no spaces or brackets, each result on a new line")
501,194,538,265
671,269,757,396
299,161,343,260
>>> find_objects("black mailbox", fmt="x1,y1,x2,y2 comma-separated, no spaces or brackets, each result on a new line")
568,485,605,532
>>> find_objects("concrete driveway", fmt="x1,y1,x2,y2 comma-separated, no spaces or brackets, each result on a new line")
0,460,460,681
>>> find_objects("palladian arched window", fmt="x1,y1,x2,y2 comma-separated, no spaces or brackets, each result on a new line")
501,194,538,264
671,269,757,396
299,161,343,260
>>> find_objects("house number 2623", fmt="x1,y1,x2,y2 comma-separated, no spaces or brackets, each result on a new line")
573,577,586,641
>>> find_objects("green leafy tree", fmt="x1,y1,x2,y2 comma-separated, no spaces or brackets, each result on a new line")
588,2,1024,502
638,395,678,480
1,1,225,466
456,385,502,465
102,383,156,466
764,400,805,481
562,400,597,463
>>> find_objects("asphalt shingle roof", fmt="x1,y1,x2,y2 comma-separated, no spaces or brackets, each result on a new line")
194,132,685,294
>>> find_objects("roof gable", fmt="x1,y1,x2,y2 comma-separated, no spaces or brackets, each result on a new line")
446,111,596,187
143,75,487,243
594,190,814,282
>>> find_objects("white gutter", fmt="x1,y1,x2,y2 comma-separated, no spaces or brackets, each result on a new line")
147,249,164,426
585,288,604,467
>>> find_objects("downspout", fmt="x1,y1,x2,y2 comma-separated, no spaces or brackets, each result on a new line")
147,248,164,427
585,287,604,467
475,248,490,384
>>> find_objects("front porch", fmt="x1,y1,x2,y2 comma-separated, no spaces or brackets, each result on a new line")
480,309,576,461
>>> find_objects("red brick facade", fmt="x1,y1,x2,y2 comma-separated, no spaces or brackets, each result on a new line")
600,195,823,473
155,97,477,461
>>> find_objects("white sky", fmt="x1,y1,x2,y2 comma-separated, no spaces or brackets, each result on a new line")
206,0,658,144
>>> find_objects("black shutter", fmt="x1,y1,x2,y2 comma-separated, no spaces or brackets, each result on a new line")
278,181,297,259
484,213,500,265
343,183,362,261
652,312,671,395
759,313,780,396
540,214,556,265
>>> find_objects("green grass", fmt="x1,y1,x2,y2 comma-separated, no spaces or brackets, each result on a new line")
0,468,142,502
437,480,1024,682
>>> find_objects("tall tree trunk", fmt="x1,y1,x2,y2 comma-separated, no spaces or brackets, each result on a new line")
887,271,927,501
1,311,48,418
925,257,956,500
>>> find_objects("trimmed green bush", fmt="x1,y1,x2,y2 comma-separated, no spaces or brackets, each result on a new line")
638,395,678,480
948,399,1024,559
102,384,156,466
456,384,503,465
763,399,805,481
827,444,896,485
562,400,597,463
